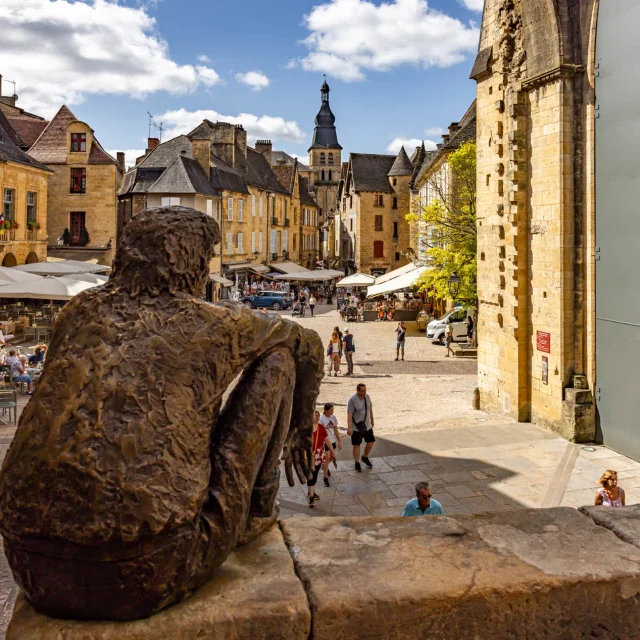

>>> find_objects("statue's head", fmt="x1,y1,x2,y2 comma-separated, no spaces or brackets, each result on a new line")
112,206,220,297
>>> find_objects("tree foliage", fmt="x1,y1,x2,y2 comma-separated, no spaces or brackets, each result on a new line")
406,141,477,307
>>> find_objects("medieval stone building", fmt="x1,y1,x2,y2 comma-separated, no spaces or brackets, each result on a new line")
472,0,635,456
308,79,341,249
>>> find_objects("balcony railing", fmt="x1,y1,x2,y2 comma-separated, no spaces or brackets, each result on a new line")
270,252,279,261
0,229,17,242
271,216,278,226
284,218,291,227
27,229,38,241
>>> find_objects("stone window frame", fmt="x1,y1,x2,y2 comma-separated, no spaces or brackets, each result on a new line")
70,167,87,194
392,197,398,210
26,192,37,224
70,133,87,153
3,188,15,220
375,215,383,232
373,240,384,259
374,194,384,207
328,153,334,165
320,153,326,165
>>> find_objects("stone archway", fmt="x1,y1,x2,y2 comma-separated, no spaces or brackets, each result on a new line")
25,252,39,264
2,253,17,267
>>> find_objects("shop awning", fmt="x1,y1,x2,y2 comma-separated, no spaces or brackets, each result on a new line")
373,262,420,286
336,273,375,287
269,262,310,274
366,266,429,298
210,274,233,286
225,263,251,272
273,269,342,282
250,265,269,274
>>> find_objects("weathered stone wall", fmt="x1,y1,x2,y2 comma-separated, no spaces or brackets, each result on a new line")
11,507,640,640
0,162,48,265
475,0,598,440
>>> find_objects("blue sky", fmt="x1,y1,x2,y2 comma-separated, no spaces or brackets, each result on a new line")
1,0,482,166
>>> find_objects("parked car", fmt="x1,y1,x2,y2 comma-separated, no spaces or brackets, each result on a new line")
241,291,291,310
426,308,468,344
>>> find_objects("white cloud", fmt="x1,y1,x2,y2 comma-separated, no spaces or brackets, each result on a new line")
425,126,445,136
197,54,212,63
386,137,437,154
461,0,484,11
299,0,479,81
159,108,306,145
285,59,299,70
235,71,270,91
107,149,146,169
0,0,222,116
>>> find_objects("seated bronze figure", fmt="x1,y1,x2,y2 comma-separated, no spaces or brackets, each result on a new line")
0,206,323,621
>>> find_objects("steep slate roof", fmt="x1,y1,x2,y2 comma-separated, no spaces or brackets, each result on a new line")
350,154,396,193
29,105,115,165
5,115,48,150
309,80,342,151
138,135,192,168
0,111,51,172
299,177,317,207
246,148,289,194
119,167,164,195
272,164,294,193
271,150,310,171
147,155,218,195
210,154,249,195
387,146,414,176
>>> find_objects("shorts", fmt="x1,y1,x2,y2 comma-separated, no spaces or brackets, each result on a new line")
13,374,31,383
324,442,337,451
351,428,375,447
397,340,405,349
445,337,452,347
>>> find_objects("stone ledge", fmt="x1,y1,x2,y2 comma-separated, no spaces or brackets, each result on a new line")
283,509,640,640
7,525,310,640
9,507,640,640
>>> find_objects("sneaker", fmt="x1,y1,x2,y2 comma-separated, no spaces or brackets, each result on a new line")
323,477,330,488
355,462,362,472
313,493,320,501
361,456,373,468
394,357,399,361
308,496,315,508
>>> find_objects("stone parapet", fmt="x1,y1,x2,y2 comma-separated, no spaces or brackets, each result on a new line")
10,507,640,639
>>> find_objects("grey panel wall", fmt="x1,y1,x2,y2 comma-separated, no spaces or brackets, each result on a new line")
596,0,640,459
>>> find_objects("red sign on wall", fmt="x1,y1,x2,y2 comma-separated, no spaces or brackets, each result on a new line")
537,331,551,353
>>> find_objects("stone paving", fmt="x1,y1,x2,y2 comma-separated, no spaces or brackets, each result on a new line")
0,304,639,636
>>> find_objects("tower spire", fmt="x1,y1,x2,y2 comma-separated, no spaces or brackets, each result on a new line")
309,77,341,151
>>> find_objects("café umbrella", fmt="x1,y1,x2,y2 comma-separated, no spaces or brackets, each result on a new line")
0,267,43,285
0,276,102,301
12,260,110,276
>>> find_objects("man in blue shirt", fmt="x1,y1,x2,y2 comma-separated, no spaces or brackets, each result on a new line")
401,482,445,516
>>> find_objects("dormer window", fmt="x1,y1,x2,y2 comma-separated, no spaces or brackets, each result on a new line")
320,152,326,165
71,133,86,152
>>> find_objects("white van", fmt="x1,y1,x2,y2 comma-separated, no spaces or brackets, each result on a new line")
426,308,469,344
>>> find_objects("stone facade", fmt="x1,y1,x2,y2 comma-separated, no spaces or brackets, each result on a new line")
473,0,598,441
28,106,119,266
338,152,413,276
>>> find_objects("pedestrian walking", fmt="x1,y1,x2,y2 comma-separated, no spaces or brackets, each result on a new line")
299,292,307,317
309,294,316,317
319,403,341,487
347,383,375,472
395,321,406,361
401,482,445,516
595,469,625,507
343,327,355,375
327,331,341,376
307,411,336,508
444,321,455,358
466,315,474,345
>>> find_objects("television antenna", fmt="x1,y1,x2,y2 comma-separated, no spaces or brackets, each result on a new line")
146,112,164,142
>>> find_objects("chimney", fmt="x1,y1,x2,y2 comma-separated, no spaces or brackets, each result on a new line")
191,138,211,180
116,152,126,175
234,124,247,162
210,122,235,168
255,140,272,166
147,137,160,153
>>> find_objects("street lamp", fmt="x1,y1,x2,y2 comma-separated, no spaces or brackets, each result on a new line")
448,271,461,299
254,250,259,262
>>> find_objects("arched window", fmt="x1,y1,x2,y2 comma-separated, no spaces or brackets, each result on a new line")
320,152,326,165
328,153,334,165
374,241,384,259
328,170,332,182
321,170,325,182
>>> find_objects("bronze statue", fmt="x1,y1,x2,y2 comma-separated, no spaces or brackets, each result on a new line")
0,206,323,621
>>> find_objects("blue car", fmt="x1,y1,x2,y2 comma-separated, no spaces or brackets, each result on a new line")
241,291,291,310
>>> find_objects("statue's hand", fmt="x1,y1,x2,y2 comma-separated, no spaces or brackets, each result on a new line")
283,423,313,487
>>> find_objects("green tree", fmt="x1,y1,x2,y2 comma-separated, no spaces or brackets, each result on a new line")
406,140,477,307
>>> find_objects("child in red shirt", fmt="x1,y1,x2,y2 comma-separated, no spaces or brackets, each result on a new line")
307,410,336,508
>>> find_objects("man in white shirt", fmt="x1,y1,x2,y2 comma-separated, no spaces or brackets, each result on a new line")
319,402,341,487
